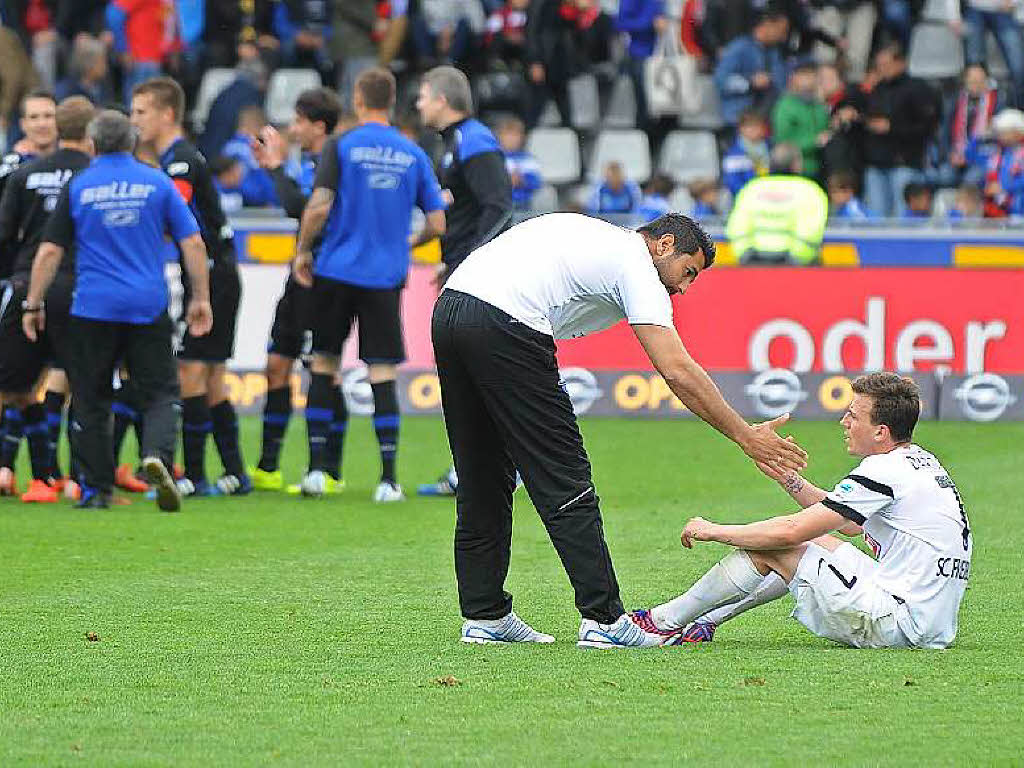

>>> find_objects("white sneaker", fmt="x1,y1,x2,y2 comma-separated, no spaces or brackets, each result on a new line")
460,612,555,645
300,470,327,498
578,614,665,649
373,480,405,503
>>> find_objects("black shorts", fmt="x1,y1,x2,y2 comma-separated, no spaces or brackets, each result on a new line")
179,263,241,363
268,275,313,360
0,278,73,393
311,275,404,364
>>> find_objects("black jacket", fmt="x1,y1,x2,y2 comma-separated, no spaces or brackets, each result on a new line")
863,72,941,170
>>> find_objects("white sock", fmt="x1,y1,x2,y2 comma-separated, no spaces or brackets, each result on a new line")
651,550,765,631
696,572,789,627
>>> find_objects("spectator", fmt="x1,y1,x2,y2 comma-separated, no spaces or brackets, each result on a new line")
332,0,379,105
0,25,39,146
411,0,485,68
199,57,267,160
53,0,108,41
636,173,674,221
812,0,875,81
496,116,542,209
525,0,614,128
772,0,843,60
771,59,830,179
484,0,531,65
220,105,279,206
105,0,179,102
586,161,641,214
616,0,666,132
949,183,984,219
2,0,59,90
948,0,1024,108
902,182,933,218
55,34,110,105
934,64,1001,188
982,108,1024,217
211,155,246,213
273,0,335,82
689,177,722,217
827,169,875,219
722,108,771,197
700,0,757,58
818,61,866,180
878,0,914,48
713,9,789,128
862,42,941,218
203,0,276,68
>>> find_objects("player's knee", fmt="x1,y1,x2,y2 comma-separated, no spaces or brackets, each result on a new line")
264,355,291,388
367,363,397,384
310,354,339,375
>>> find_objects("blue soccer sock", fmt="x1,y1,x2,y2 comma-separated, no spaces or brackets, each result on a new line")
371,380,399,484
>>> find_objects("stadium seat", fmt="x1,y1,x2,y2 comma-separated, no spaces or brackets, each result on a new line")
604,74,637,129
568,73,601,129
539,101,562,126
191,68,235,132
530,183,559,212
588,129,652,182
909,23,964,79
658,130,719,183
678,75,724,131
266,69,322,125
526,128,582,184
668,186,695,214
921,0,956,21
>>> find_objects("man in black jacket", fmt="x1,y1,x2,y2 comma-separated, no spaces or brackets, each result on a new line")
862,42,941,217
416,65,513,497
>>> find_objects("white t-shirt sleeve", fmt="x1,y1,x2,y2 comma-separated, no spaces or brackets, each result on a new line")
615,262,674,328
823,456,896,525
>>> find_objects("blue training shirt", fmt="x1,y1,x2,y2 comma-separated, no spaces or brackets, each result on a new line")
43,152,200,323
312,122,445,289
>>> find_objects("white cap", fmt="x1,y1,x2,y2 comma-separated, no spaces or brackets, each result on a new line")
992,108,1024,134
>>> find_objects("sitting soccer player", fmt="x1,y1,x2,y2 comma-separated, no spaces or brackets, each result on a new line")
633,373,972,650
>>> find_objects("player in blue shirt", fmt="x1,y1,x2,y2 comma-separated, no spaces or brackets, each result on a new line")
23,110,212,511
291,68,446,503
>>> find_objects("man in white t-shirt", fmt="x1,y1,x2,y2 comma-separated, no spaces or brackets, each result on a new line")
432,212,809,649
633,373,972,650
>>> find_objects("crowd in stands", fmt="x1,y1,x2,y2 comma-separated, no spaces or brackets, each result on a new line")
4,0,1024,223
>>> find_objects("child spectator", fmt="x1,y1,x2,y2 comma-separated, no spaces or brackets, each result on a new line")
586,161,641,214
497,116,542,209
827,170,875,219
982,109,1024,217
636,173,674,222
722,109,771,197
211,156,246,213
949,184,984,220
689,177,721,217
772,59,830,180
902,182,933,219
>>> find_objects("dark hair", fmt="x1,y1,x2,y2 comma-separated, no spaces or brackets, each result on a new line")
637,213,716,269
295,87,342,134
876,40,906,61
852,373,921,442
209,155,240,176
21,88,56,113
738,107,767,127
355,67,396,111
132,76,185,123
56,96,96,141
645,173,675,197
903,182,932,203
828,170,857,191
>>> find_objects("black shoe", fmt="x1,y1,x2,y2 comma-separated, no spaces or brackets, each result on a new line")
75,490,111,509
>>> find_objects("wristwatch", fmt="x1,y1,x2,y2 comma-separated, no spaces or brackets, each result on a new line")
21,300,43,313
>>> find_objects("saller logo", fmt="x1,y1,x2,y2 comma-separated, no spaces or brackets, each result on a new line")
953,373,1017,422
744,369,808,418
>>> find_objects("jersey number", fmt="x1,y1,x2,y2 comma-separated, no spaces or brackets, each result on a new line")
936,475,970,551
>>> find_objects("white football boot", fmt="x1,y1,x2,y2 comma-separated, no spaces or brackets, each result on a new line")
578,613,665,649
373,480,405,503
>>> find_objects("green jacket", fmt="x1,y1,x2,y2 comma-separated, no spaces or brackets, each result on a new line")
771,93,830,178
725,175,828,265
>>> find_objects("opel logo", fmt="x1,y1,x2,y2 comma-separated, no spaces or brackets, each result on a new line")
560,367,603,415
744,369,808,418
342,369,375,415
953,373,1017,422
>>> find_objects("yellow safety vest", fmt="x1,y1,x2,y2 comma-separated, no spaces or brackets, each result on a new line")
725,175,829,265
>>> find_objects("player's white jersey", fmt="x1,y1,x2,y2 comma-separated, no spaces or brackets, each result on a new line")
823,444,972,649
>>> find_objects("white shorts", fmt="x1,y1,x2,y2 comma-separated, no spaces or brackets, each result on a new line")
789,542,912,649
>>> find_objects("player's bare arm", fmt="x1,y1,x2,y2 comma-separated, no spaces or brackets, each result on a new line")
410,209,446,248
680,503,848,550
293,186,334,286
22,241,63,341
633,322,808,473
179,232,212,336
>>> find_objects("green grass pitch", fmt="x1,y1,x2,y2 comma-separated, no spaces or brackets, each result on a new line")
1,415,1022,765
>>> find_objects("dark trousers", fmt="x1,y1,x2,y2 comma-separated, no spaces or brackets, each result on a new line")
66,314,180,493
432,290,624,624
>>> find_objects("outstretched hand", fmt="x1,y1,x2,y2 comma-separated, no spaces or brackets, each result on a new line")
742,414,807,474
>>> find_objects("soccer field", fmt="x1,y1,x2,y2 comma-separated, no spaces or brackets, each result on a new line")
1,416,1021,765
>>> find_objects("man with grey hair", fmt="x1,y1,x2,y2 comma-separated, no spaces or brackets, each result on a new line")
416,65,512,498
23,110,212,511
55,35,109,105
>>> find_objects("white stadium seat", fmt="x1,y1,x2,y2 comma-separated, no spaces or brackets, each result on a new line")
921,0,957,21
658,130,719,183
191,68,235,132
604,74,637,129
588,129,652,182
678,75,724,131
568,73,601,129
266,68,322,125
909,23,964,79
668,186,695,214
526,128,582,184
530,183,559,212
